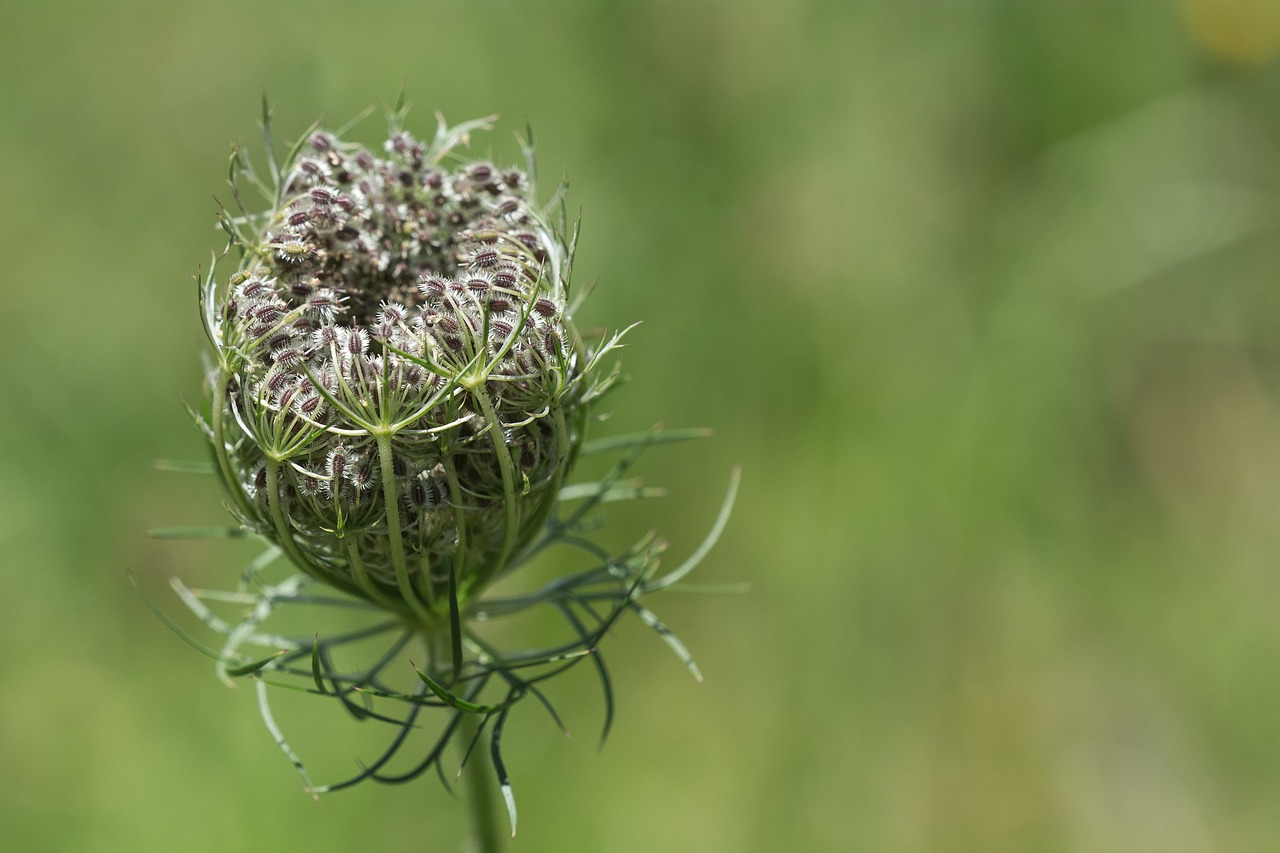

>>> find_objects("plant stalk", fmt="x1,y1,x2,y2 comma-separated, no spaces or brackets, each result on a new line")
458,712,505,852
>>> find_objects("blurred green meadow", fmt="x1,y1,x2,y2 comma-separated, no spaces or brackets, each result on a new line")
4,0,1280,850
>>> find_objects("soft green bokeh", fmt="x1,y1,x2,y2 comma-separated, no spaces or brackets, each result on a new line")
4,1,1280,850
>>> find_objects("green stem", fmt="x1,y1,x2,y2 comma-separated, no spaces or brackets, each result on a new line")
511,403,578,563
376,432,435,627
442,455,471,598
343,537,405,616
264,459,313,573
263,459,363,600
470,387,519,587
458,713,505,853
210,368,254,519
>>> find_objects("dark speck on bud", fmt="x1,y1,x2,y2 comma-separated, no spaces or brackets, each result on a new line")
388,131,412,155
378,301,407,325
470,246,501,269
351,462,376,491
237,278,268,300
272,346,304,368
313,324,339,348
265,369,291,395
325,445,350,485
418,275,447,297
490,319,514,341
345,327,369,356
492,268,517,290
297,394,322,418
253,302,284,324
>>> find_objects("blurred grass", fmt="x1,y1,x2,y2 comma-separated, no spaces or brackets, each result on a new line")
4,0,1280,850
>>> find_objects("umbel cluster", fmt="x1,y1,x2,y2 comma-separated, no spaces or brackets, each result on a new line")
174,108,734,821
203,115,592,628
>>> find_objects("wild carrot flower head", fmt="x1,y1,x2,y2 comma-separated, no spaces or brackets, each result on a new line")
170,101,736,831
202,111,590,625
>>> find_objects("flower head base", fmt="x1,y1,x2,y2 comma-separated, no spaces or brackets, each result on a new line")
203,112,587,627
172,103,737,830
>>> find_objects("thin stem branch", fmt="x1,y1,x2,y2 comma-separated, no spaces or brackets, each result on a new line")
376,432,435,627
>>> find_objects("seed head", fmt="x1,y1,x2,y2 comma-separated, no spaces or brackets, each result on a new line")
201,113,588,621
177,108,740,834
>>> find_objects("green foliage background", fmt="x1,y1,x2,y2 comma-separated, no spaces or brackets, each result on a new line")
4,1,1280,850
